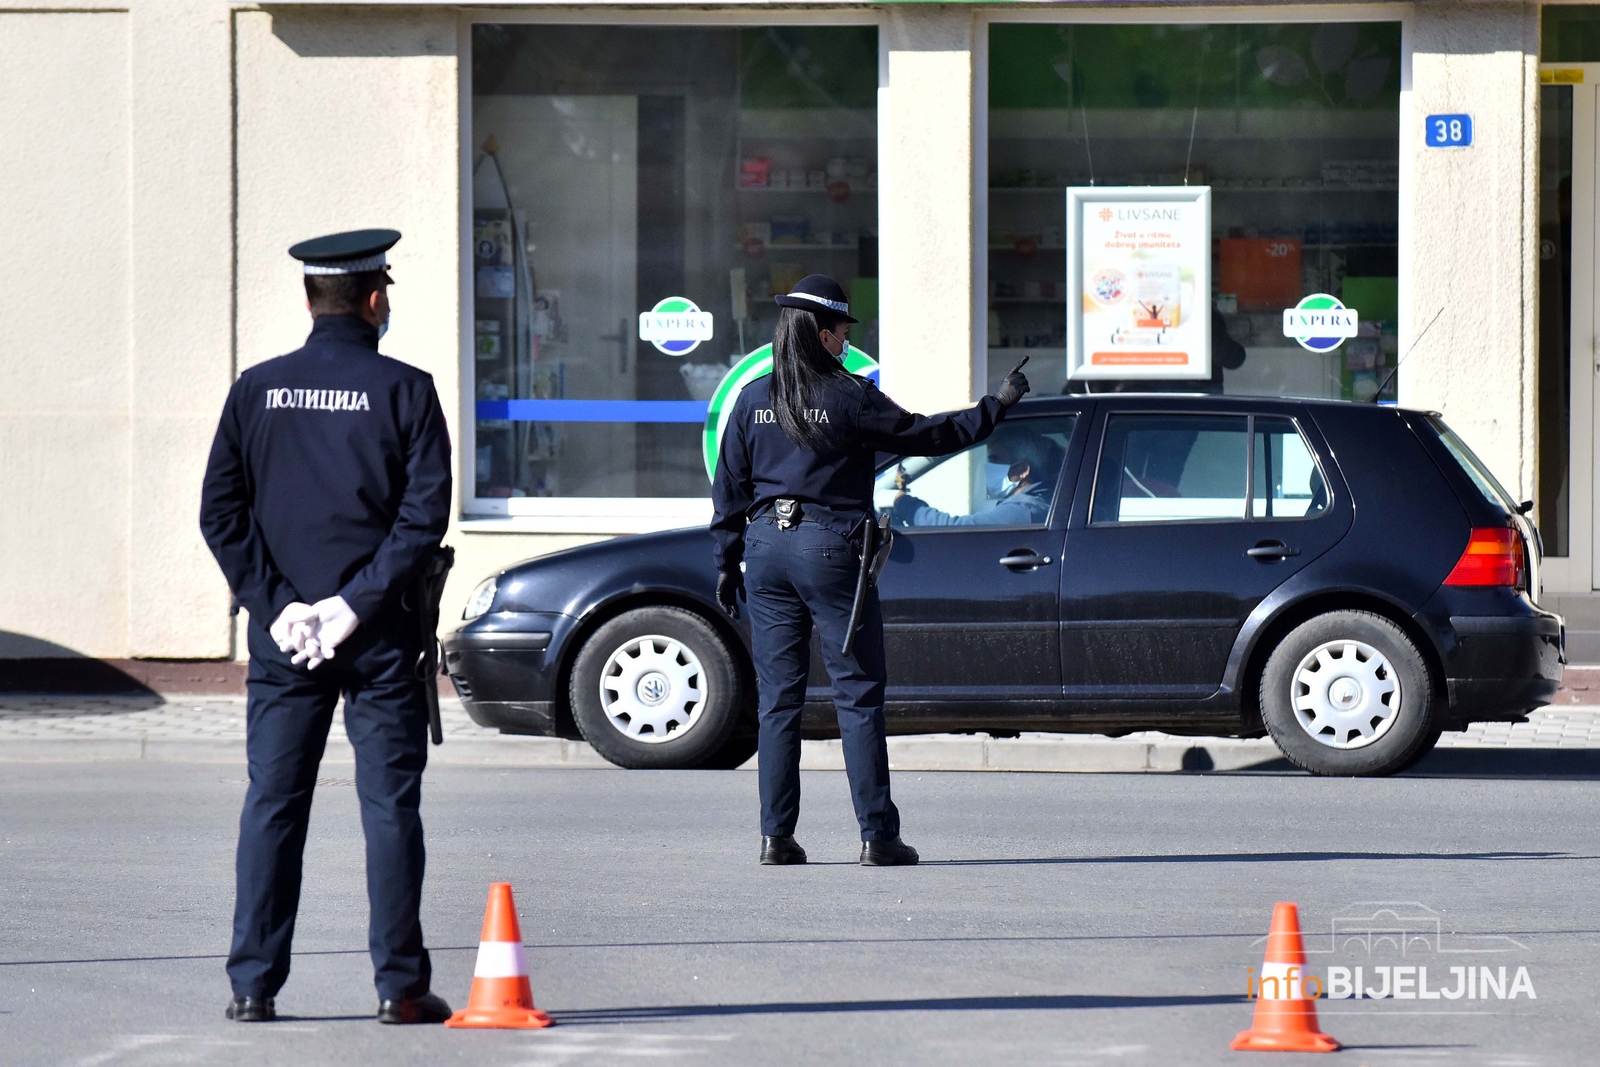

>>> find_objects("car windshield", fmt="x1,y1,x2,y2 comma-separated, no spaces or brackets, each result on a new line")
1428,416,1517,514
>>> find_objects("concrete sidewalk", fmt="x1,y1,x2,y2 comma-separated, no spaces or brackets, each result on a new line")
2,695,1598,771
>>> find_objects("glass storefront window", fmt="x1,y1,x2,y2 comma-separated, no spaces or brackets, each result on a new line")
469,24,878,509
987,23,1400,400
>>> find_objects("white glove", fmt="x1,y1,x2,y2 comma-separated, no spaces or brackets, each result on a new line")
310,596,360,661
272,601,321,659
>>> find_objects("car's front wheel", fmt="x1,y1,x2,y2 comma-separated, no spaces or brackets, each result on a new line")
1259,610,1441,776
569,606,749,769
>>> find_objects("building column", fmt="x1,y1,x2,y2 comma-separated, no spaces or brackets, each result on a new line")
128,0,237,657
1402,2,1540,499
880,6,979,411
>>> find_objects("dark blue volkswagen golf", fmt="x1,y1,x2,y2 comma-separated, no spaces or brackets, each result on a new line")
444,394,1563,777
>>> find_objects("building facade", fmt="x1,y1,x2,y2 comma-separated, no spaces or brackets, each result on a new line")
2,0,1595,669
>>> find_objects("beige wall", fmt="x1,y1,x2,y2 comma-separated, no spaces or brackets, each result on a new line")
880,6,979,412
0,12,131,658
1401,1,1540,503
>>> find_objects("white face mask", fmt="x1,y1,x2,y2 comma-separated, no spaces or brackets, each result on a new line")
377,311,390,340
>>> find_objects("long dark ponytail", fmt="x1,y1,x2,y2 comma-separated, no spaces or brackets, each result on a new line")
771,306,849,451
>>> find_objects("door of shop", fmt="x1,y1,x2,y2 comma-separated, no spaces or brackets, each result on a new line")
1536,67,1600,592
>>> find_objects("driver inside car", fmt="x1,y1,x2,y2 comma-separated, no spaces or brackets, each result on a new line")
890,426,1062,527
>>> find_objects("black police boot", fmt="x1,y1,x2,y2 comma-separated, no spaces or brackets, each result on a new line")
760,835,807,865
225,995,276,1022
377,991,452,1024
860,837,919,866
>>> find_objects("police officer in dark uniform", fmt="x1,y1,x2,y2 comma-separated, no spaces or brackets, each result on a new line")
199,229,454,1024
710,275,1030,866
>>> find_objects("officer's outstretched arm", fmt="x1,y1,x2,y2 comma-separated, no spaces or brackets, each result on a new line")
334,380,453,622
855,381,1007,459
199,382,301,621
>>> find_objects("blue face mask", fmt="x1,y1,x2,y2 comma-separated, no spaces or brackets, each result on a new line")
378,311,390,340
985,461,1010,499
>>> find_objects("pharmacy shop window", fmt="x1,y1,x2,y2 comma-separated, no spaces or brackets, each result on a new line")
987,23,1400,401
469,24,879,515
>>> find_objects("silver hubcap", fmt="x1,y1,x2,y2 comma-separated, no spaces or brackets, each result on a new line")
1291,639,1401,750
598,635,706,744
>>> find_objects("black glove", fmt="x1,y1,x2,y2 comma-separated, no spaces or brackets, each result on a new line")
996,368,1031,408
716,569,744,619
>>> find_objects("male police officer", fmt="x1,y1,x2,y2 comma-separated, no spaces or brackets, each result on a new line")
199,229,454,1024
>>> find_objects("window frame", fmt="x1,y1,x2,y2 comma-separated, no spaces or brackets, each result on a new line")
1086,408,1334,528
458,7,886,533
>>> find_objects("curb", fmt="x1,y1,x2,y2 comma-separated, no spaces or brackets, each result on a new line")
0,731,1284,772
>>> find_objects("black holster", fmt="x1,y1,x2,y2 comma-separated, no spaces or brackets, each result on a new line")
410,545,455,745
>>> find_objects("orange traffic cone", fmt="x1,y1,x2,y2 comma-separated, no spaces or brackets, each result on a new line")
446,883,553,1029
1231,902,1340,1053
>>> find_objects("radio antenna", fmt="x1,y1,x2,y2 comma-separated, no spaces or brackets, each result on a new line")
1371,306,1443,403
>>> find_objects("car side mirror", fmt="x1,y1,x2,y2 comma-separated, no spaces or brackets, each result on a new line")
1516,499,1534,516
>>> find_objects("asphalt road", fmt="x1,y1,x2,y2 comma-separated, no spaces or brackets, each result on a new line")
1,762,1595,1066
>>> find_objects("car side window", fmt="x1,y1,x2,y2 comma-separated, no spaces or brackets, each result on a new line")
1253,417,1329,518
1091,414,1249,524
874,415,1077,529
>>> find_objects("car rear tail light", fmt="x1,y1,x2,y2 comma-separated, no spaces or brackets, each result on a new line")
1444,527,1526,587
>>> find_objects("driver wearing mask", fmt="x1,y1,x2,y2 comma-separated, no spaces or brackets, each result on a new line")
891,426,1061,527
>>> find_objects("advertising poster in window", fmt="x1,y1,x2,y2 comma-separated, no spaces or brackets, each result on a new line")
1066,186,1211,380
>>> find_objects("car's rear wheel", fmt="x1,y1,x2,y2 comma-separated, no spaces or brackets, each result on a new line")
1259,610,1441,776
569,607,748,769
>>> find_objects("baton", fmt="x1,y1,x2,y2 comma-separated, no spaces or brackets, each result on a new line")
841,517,878,657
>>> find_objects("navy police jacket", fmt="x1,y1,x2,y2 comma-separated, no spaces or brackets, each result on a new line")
710,373,1006,570
199,314,452,627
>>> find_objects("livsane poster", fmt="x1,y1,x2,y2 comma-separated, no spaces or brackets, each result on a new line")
1066,187,1211,380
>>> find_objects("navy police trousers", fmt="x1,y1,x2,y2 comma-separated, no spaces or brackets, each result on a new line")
743,514,900,841
227,619,432,1001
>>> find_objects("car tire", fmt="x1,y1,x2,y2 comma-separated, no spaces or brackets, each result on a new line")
569,607,748,769
1259,610,1440,777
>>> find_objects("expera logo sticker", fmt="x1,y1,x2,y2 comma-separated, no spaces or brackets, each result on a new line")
639,297,714,357
1283,294,1359,353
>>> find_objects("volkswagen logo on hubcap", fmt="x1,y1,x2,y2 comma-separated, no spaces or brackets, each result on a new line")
637,672,670,707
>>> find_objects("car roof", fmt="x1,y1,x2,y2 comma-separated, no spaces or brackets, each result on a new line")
1006,393,1429,418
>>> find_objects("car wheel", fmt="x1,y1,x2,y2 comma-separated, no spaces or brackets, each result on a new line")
569,607,747,769
1259,610,1440,777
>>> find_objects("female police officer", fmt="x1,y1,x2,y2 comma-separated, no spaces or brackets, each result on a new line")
710,275,1030,866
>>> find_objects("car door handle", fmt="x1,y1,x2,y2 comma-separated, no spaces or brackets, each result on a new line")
999,551,1053,570
1247,541,1301,560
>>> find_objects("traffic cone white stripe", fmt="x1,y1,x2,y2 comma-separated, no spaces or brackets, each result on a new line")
1258,960,1307,999
472,941,527,978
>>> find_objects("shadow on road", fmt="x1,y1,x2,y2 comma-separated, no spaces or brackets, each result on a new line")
551,992,1244,1023
924,850,1585,867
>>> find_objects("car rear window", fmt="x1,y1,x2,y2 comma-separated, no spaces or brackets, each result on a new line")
1427,416,1517,514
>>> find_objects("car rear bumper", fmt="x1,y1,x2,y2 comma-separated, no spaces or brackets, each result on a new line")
1443,613,1564,723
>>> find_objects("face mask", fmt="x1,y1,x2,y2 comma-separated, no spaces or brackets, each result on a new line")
984,461,1010,499
377,311,390,340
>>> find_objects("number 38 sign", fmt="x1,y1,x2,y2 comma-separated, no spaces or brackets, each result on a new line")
1425,113,1473,148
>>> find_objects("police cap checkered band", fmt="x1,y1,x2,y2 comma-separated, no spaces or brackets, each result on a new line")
302,253,389,276
289,228,401,275
785,291,848,314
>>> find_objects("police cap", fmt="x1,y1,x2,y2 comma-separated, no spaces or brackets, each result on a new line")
289,228,401,277
774,274,858,323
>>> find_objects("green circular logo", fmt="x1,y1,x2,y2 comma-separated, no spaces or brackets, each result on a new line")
702,344,879,480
